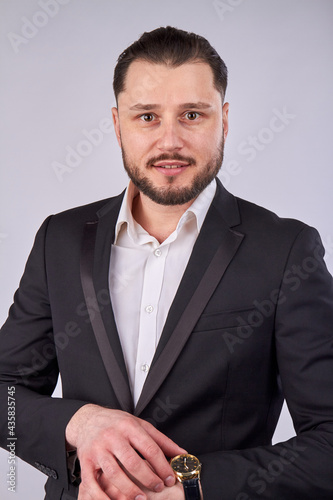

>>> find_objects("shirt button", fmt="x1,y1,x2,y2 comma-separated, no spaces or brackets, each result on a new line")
141,363,150,373
145,305,154,314
154,249,162,257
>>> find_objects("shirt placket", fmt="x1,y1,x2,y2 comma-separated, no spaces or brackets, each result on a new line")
133,243,169,405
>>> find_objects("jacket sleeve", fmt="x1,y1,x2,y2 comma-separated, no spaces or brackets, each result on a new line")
199,226,333,499
0,217,88,488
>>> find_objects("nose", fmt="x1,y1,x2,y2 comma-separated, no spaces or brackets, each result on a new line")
156,119,184,152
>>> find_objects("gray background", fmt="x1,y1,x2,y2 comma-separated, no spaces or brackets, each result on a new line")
1,0,332,498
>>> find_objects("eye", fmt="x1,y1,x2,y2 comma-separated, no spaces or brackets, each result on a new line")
185,111,200,121
140,113,155,122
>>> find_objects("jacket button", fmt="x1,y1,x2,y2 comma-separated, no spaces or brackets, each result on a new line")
50,470,58,479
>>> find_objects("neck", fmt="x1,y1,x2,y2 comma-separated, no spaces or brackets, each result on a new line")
132,193,195,244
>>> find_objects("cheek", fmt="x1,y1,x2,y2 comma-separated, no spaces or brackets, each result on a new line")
121,129,150,155
192,130,222,155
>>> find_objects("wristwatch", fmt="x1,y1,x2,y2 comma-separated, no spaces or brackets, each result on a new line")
170,454,202,500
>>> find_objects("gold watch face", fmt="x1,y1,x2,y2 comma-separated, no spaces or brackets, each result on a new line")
170,454,201,476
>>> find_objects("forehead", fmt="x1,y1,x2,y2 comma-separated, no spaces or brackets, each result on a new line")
118,59,220,107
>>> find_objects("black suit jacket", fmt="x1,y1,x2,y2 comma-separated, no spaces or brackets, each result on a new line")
1,179,333,499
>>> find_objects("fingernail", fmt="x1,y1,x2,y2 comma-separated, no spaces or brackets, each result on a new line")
154,482,164,492
135,496,145,500
165,475,175,487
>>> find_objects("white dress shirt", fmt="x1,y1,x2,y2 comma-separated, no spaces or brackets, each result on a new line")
109,179,216,406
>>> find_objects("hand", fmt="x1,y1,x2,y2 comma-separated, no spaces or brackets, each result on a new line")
140,481,185,499
97,473,185,500
66,404,186,499
141,480,203,500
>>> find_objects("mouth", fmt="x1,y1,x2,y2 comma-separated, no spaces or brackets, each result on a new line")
153,162,189,177
153,161,190,169
152,160,191,176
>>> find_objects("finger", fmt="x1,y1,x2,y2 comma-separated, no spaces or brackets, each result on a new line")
97,453,148,499
99,474,129,500
80,459,130,500
114,443,165,492
141,421,187,457
78,477,111,500
128,432,178,487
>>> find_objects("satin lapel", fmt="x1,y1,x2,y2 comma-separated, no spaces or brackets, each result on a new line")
135,183,244,416
80,193,133,413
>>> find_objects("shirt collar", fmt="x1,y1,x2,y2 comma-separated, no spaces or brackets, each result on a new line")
114,179,217,245
114,181,139,244
184,178,217,232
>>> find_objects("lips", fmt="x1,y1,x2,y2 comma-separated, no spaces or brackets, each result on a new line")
153,161,189,169
152,161,190,177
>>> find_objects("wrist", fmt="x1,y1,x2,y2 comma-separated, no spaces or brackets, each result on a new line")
65,403,98,449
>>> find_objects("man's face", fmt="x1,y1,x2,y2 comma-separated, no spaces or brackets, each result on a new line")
112,59,229,206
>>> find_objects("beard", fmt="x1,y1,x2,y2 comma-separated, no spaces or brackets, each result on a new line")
120,136,224,206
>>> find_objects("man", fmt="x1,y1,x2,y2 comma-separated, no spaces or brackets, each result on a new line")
0,26,333,500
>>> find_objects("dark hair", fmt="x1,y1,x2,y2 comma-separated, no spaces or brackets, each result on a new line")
113,26,228,103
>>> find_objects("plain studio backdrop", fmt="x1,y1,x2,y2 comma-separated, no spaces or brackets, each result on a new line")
0,1,332,498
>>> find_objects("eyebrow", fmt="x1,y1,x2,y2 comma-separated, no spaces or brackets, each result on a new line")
129,102,213,111
180,102,213,110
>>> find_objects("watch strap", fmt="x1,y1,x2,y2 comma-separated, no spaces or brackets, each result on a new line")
183,478,201,500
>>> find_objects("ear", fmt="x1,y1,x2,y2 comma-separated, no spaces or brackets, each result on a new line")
112,107,122,147
222,102,229,139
